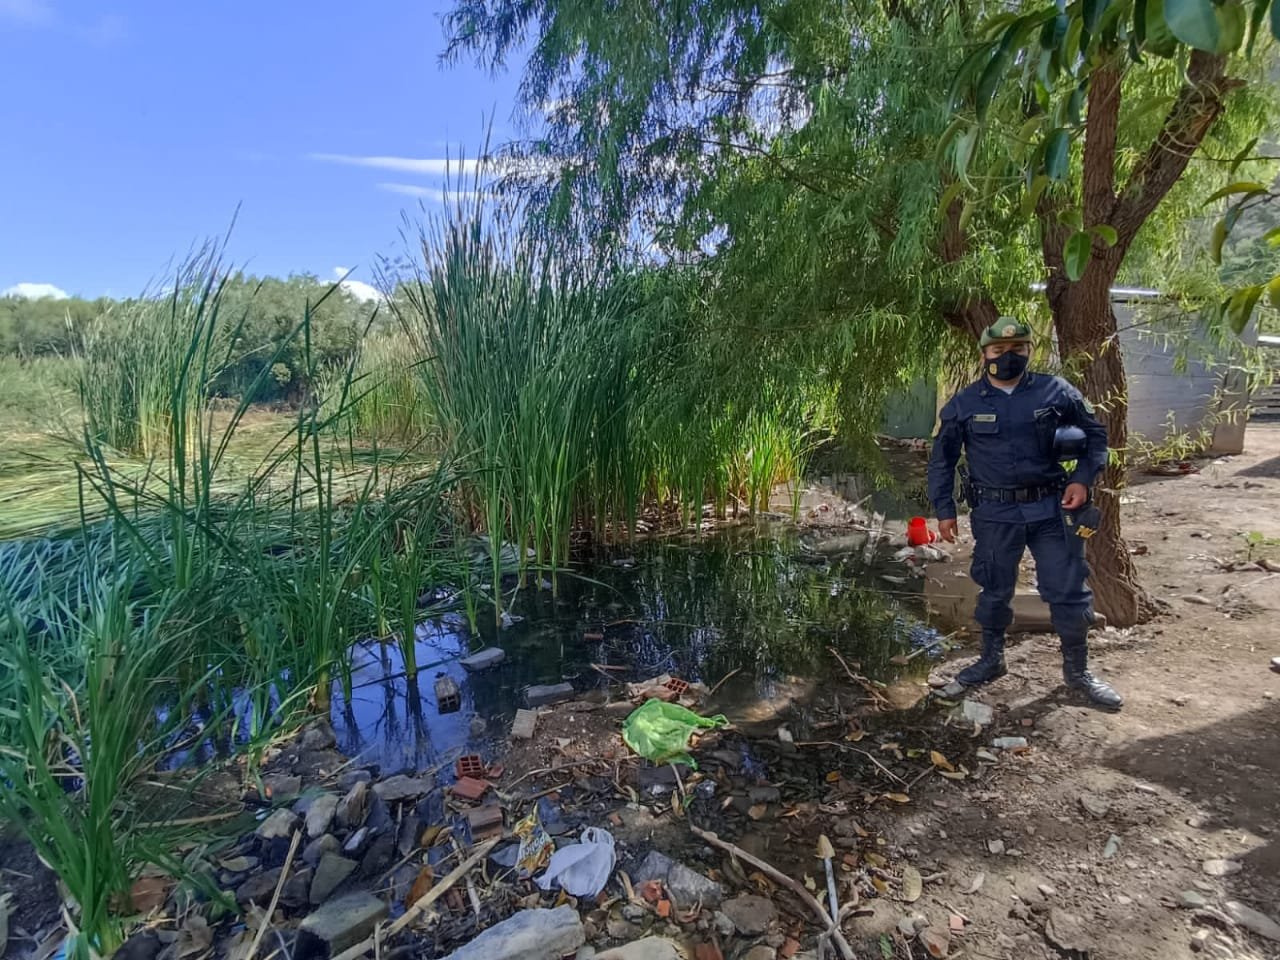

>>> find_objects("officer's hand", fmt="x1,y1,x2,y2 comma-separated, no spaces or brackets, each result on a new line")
1061,483,1089,510
938,518,958,543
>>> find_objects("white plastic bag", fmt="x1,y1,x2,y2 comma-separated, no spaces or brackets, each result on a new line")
535,827,616,897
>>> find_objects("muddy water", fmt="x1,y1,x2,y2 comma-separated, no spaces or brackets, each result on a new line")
332,522,945,773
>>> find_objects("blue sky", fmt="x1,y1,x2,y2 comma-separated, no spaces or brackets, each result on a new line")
0,0,526,300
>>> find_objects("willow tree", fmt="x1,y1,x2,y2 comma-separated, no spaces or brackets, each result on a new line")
445,0,1276,625
945,0,1278,623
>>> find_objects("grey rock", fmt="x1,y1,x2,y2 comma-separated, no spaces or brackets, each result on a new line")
1103,835,1121,859
336,780,369,830
747,786,781,805
742,948,777,960
256,808,299,840
363,795,392,834
606,917,644,942
263,774,303,801
460,647,506,671
1224,901,1280,942
1080,793,1111,819
303,834,341,869
848,899,898,937
1201,859,1242,877
469,716,488,737
299,721,337,752
297,892,388,958
218,856,259,873
280,868,312,911
305,794,340,838
235,869,283,907
525,683,575,708
343,827,370,857
960,699,994,726
396,814,422,857
310,853,358,905
595,940,685,960
359,832,396,878
512,709,539,740
631,851,723,907
373,774,434,803
339,769,373,791
713,911,735,938
1180,891,1209,909
940,681,966,698
115,931,162,960
438,906,585,960
722,894,777,936
992,737,1028,750
1045,908,1092,954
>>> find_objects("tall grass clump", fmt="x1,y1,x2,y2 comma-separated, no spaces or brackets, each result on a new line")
392,196,637,611
0,584,227,960
77,248,242,458
316,329,433,444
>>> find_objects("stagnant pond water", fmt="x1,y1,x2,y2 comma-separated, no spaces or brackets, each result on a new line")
330,521,945,773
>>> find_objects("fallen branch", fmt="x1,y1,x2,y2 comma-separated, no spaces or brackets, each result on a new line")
691,825,855,960
501,758,612,791
332,839,499,960
828,647,890,708
707,667,742,698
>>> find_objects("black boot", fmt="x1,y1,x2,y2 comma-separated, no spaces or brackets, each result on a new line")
957,631,1008,686
1062,643,1123,709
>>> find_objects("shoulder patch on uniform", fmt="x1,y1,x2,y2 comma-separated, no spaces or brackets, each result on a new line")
973,413,997,422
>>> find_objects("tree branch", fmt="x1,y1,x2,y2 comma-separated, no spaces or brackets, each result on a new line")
938,184,1000,339
1082,63,1121,227
1112,50,1244,245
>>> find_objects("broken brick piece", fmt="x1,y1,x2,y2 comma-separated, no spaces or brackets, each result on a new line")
511,709,538,740
663,677,690,696
455,754,485,780
450,777,490,802
466,804,503,839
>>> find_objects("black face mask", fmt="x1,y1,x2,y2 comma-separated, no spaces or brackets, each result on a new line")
987,351,1029,381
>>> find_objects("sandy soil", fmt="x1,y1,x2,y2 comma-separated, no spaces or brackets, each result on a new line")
868,422,1280,960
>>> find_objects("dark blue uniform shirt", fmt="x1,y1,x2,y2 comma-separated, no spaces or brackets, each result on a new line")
927,372,1109,524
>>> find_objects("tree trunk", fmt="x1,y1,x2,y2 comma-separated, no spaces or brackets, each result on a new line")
1045,271,1157,627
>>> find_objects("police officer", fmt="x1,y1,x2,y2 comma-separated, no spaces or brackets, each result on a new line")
927,318,1123,709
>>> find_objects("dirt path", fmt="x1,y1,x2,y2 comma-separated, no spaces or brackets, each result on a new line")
877,422,1280,960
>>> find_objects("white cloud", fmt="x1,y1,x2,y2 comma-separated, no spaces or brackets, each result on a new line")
0,0,54,25
311,153,484,177
3,281,69,300
376,183,486,204
331,268,382,304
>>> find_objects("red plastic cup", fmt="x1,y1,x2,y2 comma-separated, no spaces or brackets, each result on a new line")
907,516,936,546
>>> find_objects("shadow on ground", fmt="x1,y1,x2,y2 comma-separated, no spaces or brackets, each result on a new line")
1106,703,1280,882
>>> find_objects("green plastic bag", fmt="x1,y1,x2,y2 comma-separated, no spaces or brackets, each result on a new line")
622,698,728,769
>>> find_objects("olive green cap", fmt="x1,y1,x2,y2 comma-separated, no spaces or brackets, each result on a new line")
978,317,1033,348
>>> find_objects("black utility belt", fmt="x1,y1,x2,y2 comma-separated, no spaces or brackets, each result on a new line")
968,483,1061,504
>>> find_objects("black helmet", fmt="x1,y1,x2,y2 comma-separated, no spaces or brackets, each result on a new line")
1053,425,1087,462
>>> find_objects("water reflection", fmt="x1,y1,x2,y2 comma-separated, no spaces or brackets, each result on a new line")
331,522,941,772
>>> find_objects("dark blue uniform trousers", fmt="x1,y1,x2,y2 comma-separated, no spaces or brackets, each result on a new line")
970,513,1094,647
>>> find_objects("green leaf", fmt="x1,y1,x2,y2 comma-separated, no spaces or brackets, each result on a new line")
954,125,980,182
1059,207,1084,231
1067,82,1088,125
1247,0,1269,54
976,50,1011,120
1210,217,1230,264
1164,0,1247,51
958,198,977,233
1268,274,1280,310
1265,226,1280,247
1041,12,1069,49
1045,128,1071,181
1021,175,1051,217
937,181,966,221
1164,0,1221,50
1144,0,1181,55
1202,181,1268,204
1082,0,1112,49
1225,285,1263,335
1217,0,1247,52
1228,137,1259,177
950,43,995,110
1134,0,1149,43
1064,231,1092,281
1063,16,1086,72
935,116,968,165
1090,224,1119,246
